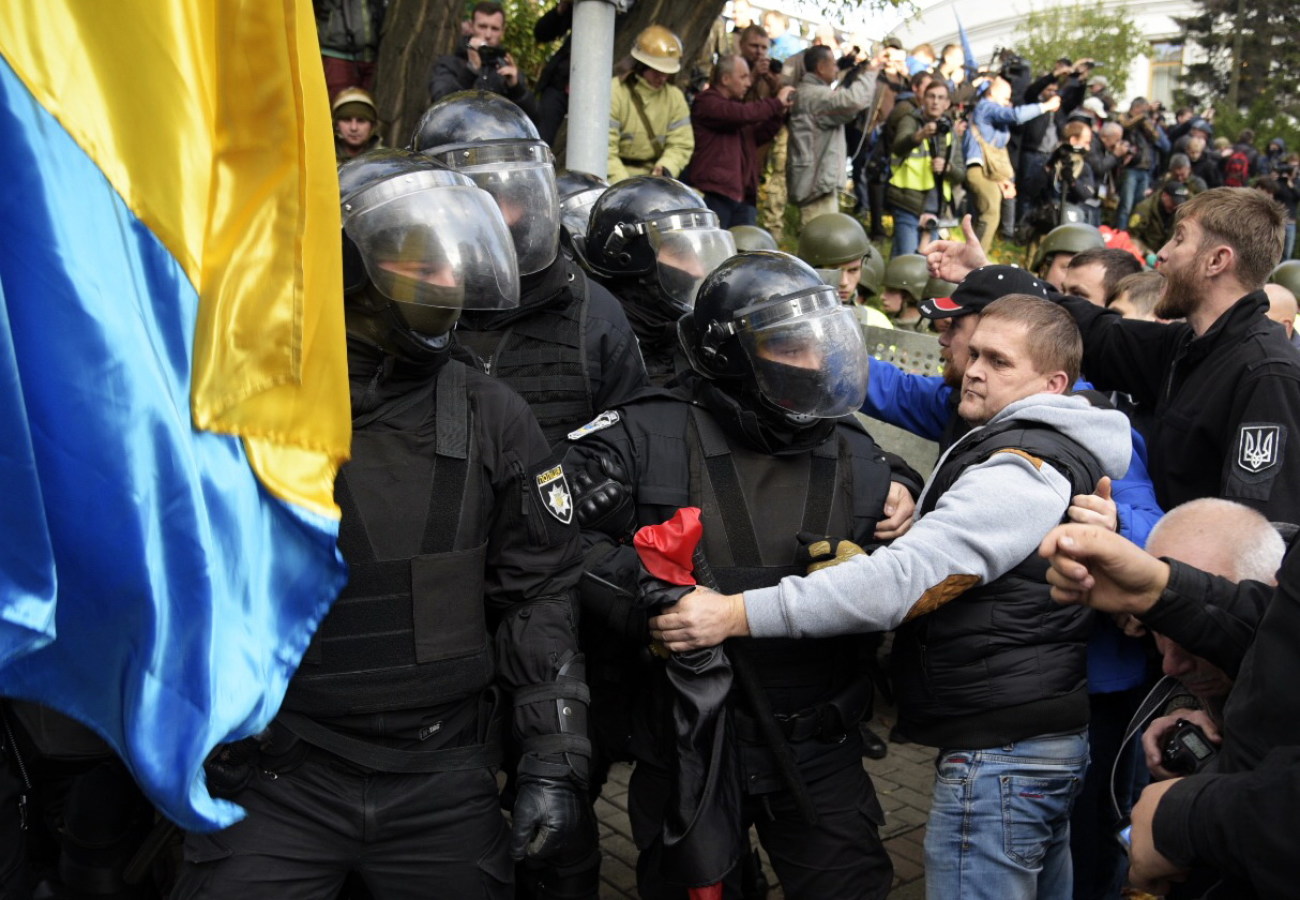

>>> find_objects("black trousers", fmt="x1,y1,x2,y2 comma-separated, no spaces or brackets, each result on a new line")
171,754,512,899
628,759,892,900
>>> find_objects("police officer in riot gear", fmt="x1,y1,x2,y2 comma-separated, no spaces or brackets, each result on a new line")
728,225,779,253
575,175,736,384
170,151,593,900
556,170,609,259
563,252,918,899
411,92,647,446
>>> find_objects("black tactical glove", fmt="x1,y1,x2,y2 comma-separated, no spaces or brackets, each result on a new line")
796,531,869,575
510,774,596,864
571,455,635,539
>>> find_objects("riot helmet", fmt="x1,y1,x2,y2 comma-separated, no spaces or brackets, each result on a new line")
729,225,779,252
339,150,519,349
883,254,929,304
1031,222,1105,274
411,91,560,275
1271,260,1300,299
556,169,609,248
581,175,735,313
685,251,869,419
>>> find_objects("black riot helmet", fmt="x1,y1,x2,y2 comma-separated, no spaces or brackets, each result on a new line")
579,175,736,314
338,149,519,359
411,90,560,275
555,169,609,252
682,251,870,420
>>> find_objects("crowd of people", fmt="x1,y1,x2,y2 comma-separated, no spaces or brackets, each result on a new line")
5,4,1300,900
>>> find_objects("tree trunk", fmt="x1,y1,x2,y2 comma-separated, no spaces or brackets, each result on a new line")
372,0,728,150
373,0,463,148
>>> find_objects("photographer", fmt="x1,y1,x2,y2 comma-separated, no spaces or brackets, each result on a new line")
428,1,537,118
886,80,965,256
1047,121,1098,221
1258,156,1299,260
1115,97,1160,230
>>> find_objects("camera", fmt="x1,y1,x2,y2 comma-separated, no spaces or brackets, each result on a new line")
932,116,953,137
768,58,783,75
476,43,507,69
1160,718,1218,776
463,36,506,70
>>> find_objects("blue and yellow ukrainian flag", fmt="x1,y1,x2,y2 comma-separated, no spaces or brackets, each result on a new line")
0,1,351,830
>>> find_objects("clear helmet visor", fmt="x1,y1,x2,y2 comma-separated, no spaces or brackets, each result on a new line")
737,288,869,418
342,176,520,320
430,141,560,275
647,212,737,310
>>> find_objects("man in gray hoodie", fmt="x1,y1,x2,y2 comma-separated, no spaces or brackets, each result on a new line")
651,294,1133,900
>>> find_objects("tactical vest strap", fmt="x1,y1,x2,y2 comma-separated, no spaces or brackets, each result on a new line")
689,408,762,566
801,441,839,536
421,362,471,555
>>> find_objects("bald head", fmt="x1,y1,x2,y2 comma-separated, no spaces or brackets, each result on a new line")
1146,498,1284,585
1145,499,1284,707
1264,283,1298,338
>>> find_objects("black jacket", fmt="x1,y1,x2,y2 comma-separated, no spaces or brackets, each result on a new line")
457,257,648,445
1145,545,1300,898
428,47,538,119
1055,292,1300,522
287,341,583,756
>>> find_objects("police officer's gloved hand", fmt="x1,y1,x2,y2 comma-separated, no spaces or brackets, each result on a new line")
571,456,636,540
796,531,868,575
510,771,596,864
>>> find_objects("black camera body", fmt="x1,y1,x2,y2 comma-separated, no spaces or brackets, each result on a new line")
1161,718,1217,775
464,36,506,69
932,116,953,137
768,57,783,75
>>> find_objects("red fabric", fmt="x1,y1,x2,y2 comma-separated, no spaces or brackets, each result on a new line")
687,89,787,204
1099,226,1144,264
689,885,724,900
633,507,703,586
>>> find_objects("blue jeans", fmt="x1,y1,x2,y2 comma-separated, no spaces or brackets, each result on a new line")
891,206,920,257
702,191,757,228
1285,222,1296,261
924,730,1088,900
1115,169,1149,232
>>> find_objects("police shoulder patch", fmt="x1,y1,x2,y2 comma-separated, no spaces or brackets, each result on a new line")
536,464,574,524
567,410,620,442
1237,423,1284,475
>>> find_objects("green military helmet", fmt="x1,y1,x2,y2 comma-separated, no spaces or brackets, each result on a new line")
923,274,958,301
1031,222,1105,273
859,243,886,298
797,213,871,268
1271,260,1300,298
883,254,929,304
729,224,780,252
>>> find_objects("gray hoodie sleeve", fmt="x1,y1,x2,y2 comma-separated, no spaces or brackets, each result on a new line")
744,449,1072,639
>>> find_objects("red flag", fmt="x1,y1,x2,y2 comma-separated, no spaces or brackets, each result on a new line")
633,507,702,586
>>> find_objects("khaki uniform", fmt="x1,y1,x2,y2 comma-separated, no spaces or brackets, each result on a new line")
607,75,694,183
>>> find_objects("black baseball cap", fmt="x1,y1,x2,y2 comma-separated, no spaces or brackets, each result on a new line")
917,265,1053,319
1162,181,1190,205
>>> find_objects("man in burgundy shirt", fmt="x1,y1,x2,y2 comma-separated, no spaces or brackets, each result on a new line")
689,52,794,227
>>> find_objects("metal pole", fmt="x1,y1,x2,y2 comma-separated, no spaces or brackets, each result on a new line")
565,0,619,179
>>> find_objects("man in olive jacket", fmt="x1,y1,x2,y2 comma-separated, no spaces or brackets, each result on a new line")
787,45,881,225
